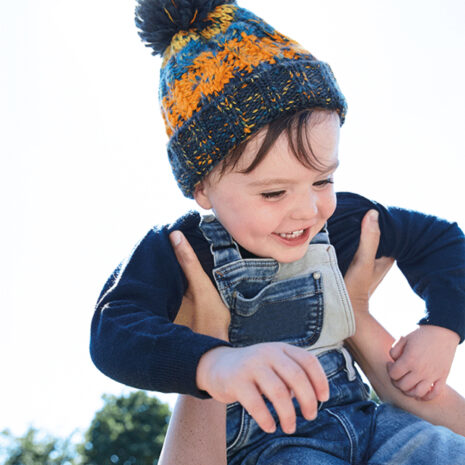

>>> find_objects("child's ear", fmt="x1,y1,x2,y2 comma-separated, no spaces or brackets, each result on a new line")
193,182,212,210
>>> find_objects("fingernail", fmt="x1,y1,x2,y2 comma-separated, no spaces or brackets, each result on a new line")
305,411,317,421
285,424,296,435
369,210,379,223
265,424,276,434
170,231,182,246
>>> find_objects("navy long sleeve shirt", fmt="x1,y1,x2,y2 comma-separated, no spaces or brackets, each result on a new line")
90,192,465,398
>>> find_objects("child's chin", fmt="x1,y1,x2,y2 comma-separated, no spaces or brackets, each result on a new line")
272,248,307,263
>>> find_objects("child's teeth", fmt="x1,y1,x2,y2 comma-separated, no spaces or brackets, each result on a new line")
278,229,304,239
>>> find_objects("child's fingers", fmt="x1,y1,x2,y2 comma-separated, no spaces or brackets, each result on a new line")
387,350,411,381
387,360,410,382
406,379,436,400
238,385,277,434
421,379,445,401
270,354,319,423
391,371,418,394
254,369,296,434
389,336,407,361
283,345,329,403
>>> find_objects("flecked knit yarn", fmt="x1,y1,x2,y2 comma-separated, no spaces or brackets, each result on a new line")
136,0,347,198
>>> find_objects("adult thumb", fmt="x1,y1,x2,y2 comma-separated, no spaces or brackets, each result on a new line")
355,210,380,266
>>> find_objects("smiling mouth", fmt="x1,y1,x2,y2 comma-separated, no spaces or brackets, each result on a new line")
272,227,311,245
277,229,305,239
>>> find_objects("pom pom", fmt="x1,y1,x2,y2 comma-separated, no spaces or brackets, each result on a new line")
136,0,235,55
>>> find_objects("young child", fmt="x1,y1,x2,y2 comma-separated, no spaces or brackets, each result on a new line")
90,0,465,462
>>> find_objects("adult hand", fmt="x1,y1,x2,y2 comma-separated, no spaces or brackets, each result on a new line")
344,210,394,308
170,230,230,340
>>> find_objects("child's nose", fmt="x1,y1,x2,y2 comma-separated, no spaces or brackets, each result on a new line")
289,192,318,221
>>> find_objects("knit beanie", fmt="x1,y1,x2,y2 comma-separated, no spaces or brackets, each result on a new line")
136,0,347,198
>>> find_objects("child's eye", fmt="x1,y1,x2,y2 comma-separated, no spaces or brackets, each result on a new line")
261,190,285,199
313,178,334,188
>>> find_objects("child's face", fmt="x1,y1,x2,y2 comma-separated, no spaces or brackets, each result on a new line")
194,112,340,263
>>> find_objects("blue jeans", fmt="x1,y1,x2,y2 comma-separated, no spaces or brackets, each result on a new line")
226,350,465,465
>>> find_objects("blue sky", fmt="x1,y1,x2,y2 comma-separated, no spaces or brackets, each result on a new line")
1,0,464,439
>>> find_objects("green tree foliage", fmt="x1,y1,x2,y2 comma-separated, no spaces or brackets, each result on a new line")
78,391,171,465
0,427,76,465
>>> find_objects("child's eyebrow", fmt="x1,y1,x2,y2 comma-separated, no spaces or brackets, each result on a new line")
247,178,297,188
247,161,339,188
318,160,340,175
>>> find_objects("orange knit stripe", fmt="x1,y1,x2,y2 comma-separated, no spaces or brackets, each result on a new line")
162,32,309,135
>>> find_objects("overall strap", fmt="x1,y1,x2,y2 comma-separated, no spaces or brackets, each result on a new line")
199,215,242,267
311,226,330,245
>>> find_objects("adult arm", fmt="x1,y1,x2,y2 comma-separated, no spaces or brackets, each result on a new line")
345,211,465,436
159,397,227,465
159,230,231,465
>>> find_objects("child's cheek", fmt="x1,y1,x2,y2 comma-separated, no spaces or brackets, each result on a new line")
323,190,337,220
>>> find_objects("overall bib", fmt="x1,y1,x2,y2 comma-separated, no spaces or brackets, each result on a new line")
199,214,355,355
198,215,465,465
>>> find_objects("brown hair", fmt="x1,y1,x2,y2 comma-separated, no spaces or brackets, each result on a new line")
216,109,337,177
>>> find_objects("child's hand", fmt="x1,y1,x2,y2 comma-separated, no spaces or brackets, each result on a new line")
196,342,329,435
388,325,460,400
170,229,329,434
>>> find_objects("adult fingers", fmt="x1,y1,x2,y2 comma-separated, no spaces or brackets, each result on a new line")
355,210,380,267
171,230,230,339
370,256,395,296
344,210,380,295
169,230,210,293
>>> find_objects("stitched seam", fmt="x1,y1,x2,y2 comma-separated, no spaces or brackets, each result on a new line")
326,409,356,464
226,406,246,452
235,290,320,306
328,251,355,336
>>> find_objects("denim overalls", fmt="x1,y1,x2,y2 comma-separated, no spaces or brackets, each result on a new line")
199,215,355,354
199,216,465,465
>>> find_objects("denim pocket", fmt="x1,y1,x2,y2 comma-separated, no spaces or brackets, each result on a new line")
228,272,324,347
